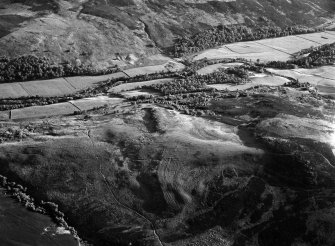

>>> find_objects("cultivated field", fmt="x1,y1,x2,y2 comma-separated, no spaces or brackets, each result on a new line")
193,32,335,62
21,78,76,97
11,102,78,120
0,83,30,99
64,72,128,90
70,96,124,111
296,32,335,45
255,35,317,54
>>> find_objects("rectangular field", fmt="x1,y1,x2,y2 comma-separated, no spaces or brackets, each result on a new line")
193,47,236,61
194,47,291,62
70,96,124,111
0,111,9,120
124,65,168,77
65,72,128,90
123,62,184,77
11,102,78,120
297,32,335,45
0,83,30,99
21,78,76,97
256,36,318,54
225,41,273,54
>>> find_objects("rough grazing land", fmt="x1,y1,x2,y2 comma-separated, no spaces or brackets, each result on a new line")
0,96,334,246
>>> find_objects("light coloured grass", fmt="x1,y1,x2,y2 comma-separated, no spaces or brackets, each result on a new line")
70,96,124,111
256,36,317,54
0,111,9,120
297,32,335,45
108,78,173,93
11,102,78,120
193,47,235,61
21,78,76,97
207,75,289,91
225,41,273,54
120,90,159,98
123,62,184,77
194,48,291,62
64,72,128,90
0,83,30,99
193,33,335,62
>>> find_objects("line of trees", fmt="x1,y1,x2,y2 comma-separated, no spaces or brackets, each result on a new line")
0,55,120,83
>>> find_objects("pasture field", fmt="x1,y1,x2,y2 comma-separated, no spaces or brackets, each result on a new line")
11,102,78,120
193,47,236,61
194,47,291,62
225,41,272,54
64,72,128,90
196,62,244,75
297,32,335,45
108,78,173,93
21,78,76,97
256,36,317,54
194,32,335,62
0,83,30,99
207,75,289,91
0,111,9,120
123,62,184,77
70,96,124,111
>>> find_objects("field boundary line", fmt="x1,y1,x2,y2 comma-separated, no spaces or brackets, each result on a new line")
68,101,82,112
254,40,293,55
18,83,33,97
223,45,239,54
63,78,77,90
295,35,322,45
120,71,131,78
